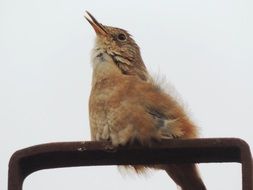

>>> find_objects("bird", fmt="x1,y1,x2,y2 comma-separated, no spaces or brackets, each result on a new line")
85,11,207,190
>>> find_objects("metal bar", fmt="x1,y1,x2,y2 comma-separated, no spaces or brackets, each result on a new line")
8,138,252,190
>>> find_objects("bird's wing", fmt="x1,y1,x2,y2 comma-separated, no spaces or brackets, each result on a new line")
145,105,183,139
135,80,197,139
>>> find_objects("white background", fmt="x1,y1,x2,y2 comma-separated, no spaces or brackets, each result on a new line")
0,0,252,190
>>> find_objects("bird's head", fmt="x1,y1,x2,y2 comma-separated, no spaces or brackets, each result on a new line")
85,11,149,81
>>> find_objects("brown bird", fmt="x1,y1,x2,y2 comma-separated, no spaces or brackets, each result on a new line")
85,11,206,190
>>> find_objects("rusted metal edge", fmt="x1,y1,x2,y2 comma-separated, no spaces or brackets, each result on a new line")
8,138,252,190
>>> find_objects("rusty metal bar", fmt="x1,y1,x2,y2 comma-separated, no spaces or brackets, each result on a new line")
8,138,252,190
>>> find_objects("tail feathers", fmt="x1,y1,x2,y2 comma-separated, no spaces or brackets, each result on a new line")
163,164,206,190
120,164,206,190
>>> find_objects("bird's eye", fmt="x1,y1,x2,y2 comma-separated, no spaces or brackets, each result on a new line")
117,33,127,41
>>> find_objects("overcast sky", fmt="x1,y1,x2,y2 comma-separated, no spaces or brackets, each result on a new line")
0,0,253,190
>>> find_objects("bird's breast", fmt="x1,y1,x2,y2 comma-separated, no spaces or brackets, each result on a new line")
89,76,123,142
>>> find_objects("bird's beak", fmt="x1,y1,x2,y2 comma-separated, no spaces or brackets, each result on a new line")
85,11,108,36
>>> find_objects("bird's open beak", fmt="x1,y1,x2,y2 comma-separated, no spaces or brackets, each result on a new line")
85,11,108,36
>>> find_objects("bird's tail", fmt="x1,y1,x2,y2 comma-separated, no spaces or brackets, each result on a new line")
123,164,206,190
161,164,206,190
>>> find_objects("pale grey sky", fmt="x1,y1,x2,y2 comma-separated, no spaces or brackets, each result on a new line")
0,0,252,189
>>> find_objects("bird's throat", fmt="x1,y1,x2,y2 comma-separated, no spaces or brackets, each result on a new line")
91,49,123,88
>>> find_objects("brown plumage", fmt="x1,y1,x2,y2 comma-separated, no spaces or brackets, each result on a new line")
85,11,206,190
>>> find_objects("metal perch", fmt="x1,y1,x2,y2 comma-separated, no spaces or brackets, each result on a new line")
8,138,253,190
